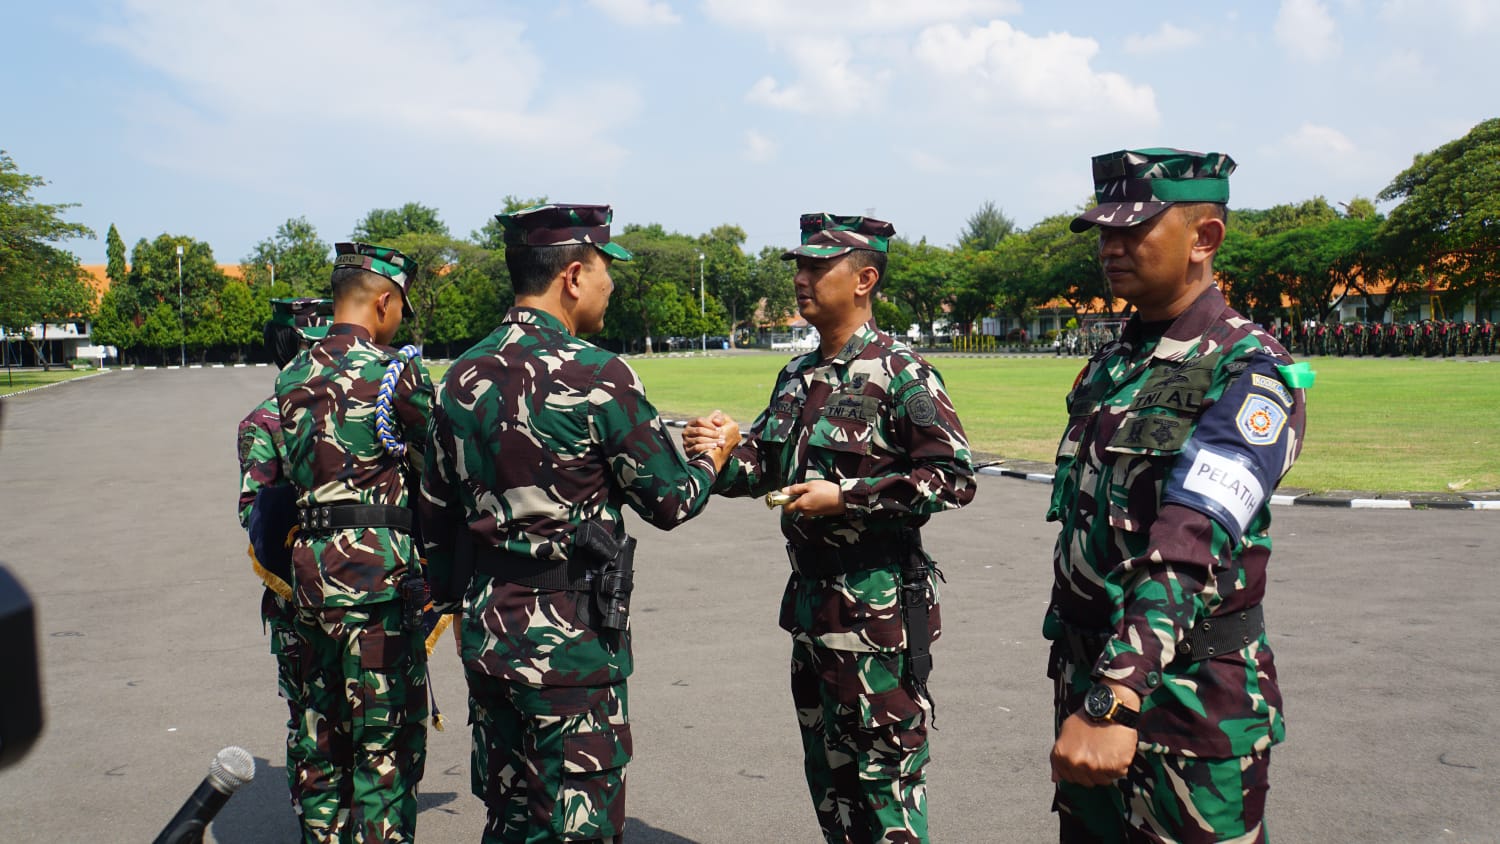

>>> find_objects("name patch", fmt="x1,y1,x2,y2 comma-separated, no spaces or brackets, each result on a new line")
1235,396,1288,446
1180,446,1266,536
1251,374,1293,408
822,394,880,424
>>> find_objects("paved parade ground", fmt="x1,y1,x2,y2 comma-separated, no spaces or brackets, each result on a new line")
1,367,1497,843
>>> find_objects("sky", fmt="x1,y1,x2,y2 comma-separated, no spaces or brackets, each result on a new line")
5,0,1496,267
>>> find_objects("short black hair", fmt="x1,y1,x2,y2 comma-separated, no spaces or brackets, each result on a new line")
1180,202,1230,227
844,248,888,291
330,266,397,304
263,322,301,368
505,244,598,297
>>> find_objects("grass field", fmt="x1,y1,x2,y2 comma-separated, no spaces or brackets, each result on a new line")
619,352,1500,494
0,368,100,395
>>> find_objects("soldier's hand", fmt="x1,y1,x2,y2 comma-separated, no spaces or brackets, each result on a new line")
781,480,843,516
1049,711,1138,787
706,415,741,471
683,410,730,456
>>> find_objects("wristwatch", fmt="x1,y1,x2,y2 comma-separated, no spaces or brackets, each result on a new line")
1083,683,1140,728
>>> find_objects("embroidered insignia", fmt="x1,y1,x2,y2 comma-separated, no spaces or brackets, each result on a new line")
904,387,938,427
848,373,869,392
1251,374,1294,408
1236,395,1287,446
237,429,257,470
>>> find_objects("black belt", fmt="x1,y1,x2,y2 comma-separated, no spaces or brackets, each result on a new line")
471,545,594,591
1176,605,1264,662
296,504,412,533
785,536,919,578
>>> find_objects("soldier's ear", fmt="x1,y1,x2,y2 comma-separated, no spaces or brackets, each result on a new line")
559,261,586,300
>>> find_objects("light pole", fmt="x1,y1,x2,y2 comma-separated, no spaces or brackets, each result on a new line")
176,244,185,366
698,251,706,353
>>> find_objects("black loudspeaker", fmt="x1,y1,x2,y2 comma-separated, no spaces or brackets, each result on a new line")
0,564,43,770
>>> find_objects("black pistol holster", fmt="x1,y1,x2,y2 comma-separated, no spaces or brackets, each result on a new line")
573,520,636,633
897,535,937,702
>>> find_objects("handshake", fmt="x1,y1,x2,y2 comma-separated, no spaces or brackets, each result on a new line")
682,410,741,462
681,410,844,517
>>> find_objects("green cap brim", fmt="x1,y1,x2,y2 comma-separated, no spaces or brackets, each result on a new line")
780,244,855,260
297,324,330,342
598,241,633,262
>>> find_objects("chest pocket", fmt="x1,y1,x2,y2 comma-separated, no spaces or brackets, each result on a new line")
1100,359,1216,530
806,394,880,473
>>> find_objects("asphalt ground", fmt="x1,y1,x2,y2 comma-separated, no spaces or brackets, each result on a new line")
0,368,1496,843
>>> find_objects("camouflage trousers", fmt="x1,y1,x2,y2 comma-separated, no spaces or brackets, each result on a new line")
1052,652,1270,843
292,600,429,843
790,641,931,844
466,670,631,844
263,589,307,814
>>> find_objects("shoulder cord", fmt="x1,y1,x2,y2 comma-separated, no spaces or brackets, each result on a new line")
376,345,421,458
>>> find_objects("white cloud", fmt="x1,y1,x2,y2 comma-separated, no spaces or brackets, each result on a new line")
701,0,1020,33
905,149,952,174
743,130,778,163
1379,0,1500,30
1274,0,1341,61
1123,23,1202,55
91,0,635,178
1283,123,1357,156
588,0,681,27
744,36,885,114
913,22,1158,126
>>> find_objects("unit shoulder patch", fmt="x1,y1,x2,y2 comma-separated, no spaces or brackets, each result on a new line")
1235,395,1288,446
903,386,938,427
1250,373,1294,408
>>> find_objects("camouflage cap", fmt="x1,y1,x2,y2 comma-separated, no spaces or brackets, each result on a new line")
1070,148,1236,233
495,204,634,262
268,297,333,341
332,242,417,313
782,213,896,260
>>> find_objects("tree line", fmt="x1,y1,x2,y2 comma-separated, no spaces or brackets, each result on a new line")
3,118,1496,366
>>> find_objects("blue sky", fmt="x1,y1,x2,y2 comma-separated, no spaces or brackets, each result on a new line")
7,0,1495,266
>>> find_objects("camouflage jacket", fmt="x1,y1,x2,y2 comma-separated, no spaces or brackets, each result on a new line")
419,307,720,687
714,320,975,653
237,396,283,528
1046,285,1307,757
275,324,433,609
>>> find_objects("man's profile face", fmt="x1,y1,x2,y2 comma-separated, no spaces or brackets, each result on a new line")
793,254,857,327
575,250,615,335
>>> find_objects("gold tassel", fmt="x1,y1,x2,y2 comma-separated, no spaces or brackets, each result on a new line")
247,544,294,602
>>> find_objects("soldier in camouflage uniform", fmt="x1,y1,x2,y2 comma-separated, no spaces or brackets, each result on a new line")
236,297,332,815
1047,149,1313,842
685,214,976,844
276,243,434,843
418,204,742,844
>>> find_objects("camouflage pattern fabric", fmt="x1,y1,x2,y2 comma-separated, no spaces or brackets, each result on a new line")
714,319,975,653
1071,148,1236,232
333,242,418,312
1045,285,1306,839
713,319,973,842
275,323,433,609
237,395,308,812
495,204,634,262
791,642,929,844
1052,656,1271,843
419,305,720,838
293,601,428,844
467,671,630,843
782,212,896,259
276,322,433,842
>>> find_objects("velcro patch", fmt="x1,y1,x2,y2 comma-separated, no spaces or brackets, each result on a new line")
1235,396,1288,446
902,387,938,427
1250,374,1293,408
1108,413,1191,453
822,394,880,424
238,429,257,470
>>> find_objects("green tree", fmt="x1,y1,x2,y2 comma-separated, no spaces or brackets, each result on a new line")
698,225,757,346
958,200,1016,252
0,150,95,366
138,301,183,365
884,238,957,341
91,286,137,363
749,245,796,334
386,232,461,348
242,216,331,296
609,224,703,352
353,202,449,242
121,235,229,362
1379,117,1500,318
218,279,266,362
106,223,127,284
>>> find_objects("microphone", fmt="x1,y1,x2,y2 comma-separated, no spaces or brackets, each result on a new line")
153,746,256,844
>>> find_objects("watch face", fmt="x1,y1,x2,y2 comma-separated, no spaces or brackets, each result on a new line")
1083,684,1114,720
